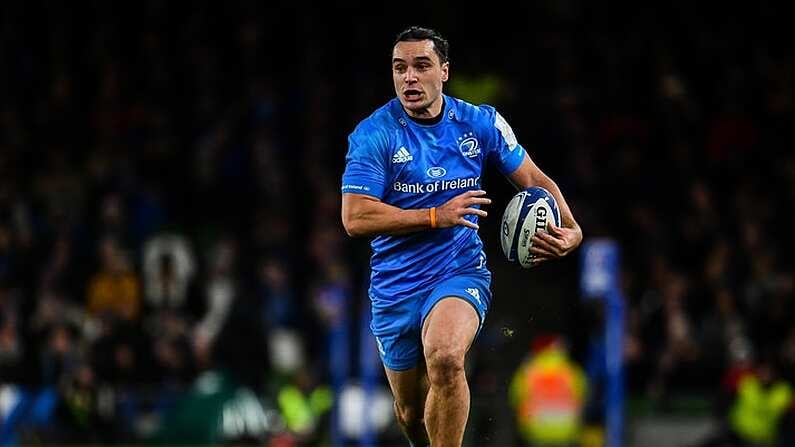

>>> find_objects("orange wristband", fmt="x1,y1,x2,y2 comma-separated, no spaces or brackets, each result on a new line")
429,207,437,229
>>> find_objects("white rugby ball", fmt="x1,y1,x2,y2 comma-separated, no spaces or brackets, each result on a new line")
500,186,561,268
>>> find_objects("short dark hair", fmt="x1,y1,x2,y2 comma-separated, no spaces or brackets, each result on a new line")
394,26,449,64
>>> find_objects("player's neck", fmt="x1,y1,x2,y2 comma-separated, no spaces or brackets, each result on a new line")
405,97,445,125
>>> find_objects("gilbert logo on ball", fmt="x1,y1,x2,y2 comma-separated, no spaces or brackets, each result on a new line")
500,186,561,268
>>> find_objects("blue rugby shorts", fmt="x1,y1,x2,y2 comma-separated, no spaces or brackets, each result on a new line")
369,269,492,371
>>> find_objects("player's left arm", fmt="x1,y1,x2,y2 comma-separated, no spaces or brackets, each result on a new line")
484,106,581,261
507,155,583,261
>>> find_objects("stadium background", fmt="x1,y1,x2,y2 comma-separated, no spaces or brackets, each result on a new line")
1,1,794,446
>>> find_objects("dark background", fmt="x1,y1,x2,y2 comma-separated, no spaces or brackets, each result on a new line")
1,1,794,445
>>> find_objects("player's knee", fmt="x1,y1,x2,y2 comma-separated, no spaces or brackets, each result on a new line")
394,400,423,430
425,347,465,386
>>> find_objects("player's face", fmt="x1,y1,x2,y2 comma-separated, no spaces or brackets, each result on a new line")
392,40,449,119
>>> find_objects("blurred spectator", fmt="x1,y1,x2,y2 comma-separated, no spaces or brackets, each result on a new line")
728,357,793,447
0,286,22,382
700,288,754,382
193,237,239,370
142,233,196,311
646,273,702,401
510,334,589,447
39,324,80,386
86,238,141,322
257,255,296,329
276,369,333,444
696,353,794,447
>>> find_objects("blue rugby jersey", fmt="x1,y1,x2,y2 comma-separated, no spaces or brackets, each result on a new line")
342,94,526,301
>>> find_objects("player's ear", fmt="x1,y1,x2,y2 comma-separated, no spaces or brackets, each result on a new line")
441,61,449,82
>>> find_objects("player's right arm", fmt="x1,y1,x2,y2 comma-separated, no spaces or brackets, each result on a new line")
342,122,489,237
342,190,490,237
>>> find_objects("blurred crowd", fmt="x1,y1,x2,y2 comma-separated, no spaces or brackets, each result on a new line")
0,1,353,444
1,1,794,446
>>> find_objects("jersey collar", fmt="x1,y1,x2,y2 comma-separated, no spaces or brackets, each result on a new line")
392,94,456,128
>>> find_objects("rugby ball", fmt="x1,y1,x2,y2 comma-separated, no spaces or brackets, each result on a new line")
500,186,561,268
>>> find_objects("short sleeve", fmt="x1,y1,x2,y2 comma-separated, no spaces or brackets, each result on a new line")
341,130,388,199
484,108,526,175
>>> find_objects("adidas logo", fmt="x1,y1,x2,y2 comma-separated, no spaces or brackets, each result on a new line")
392,146,413,163
465,288,482,305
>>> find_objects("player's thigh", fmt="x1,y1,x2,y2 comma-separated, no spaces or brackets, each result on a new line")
421,297,480,358
420,272,490,357
384,360,429,412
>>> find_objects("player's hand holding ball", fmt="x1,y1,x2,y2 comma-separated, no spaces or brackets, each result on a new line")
529,221,582,264
501,186,581,268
